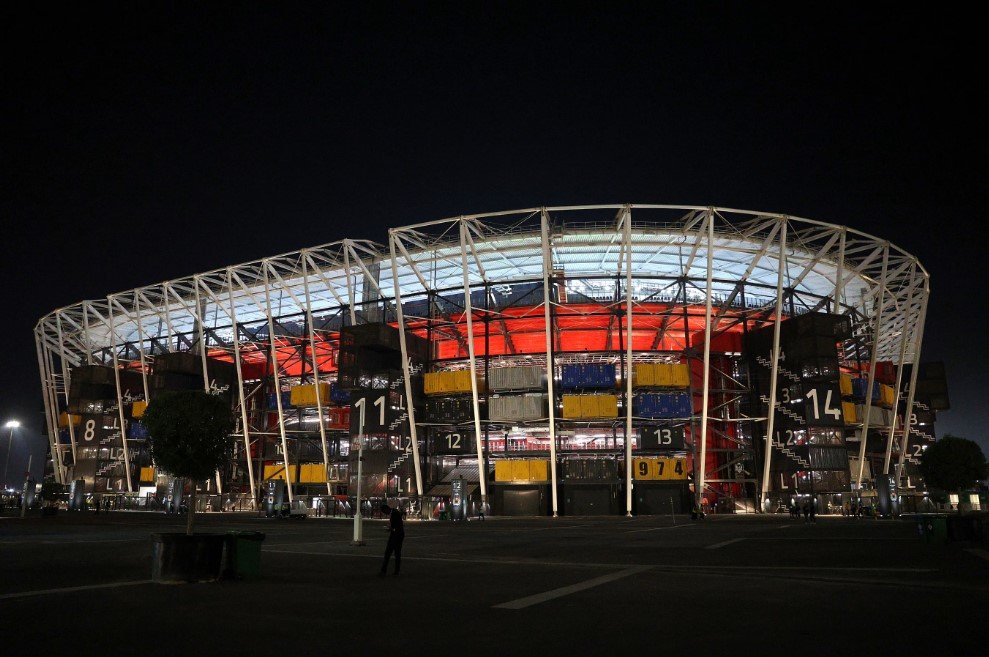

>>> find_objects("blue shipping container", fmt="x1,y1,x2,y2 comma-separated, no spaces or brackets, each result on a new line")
267,391,294,410
330,383,351,405
128,421,150,440
561,364,616,390
851,378,880,401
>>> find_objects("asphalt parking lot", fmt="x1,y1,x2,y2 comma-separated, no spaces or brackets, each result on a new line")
1,510,987,656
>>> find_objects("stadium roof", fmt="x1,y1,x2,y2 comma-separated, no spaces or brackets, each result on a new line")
36,205,928,363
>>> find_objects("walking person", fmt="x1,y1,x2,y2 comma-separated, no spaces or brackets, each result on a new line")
379,503,405,576
802,502,810,522
809,500,816,523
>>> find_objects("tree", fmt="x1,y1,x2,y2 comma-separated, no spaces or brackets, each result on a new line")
918,435,987,495
142,390,234,535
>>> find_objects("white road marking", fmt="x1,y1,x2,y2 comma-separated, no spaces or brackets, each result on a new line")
623,524,692,534
0,580,152,601
964,548,989,562
706,537,746,549
493,566,653,610
262,549,935,573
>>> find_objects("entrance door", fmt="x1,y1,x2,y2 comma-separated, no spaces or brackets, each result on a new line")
503,488,541,516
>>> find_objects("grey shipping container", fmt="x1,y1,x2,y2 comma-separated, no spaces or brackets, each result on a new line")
489,394,547,422
488,366,547,392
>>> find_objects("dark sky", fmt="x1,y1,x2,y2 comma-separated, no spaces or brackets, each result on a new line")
2,3,984,478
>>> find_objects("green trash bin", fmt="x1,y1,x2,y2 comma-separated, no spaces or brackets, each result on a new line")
920,516,948,543
225,531,265,579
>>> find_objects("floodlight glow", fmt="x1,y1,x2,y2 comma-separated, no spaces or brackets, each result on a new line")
4,421,19,428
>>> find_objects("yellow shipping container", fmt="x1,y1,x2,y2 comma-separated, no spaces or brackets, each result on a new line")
528,460,549,481
299,463,327,483
494,460,514,482
839,373,853,396
424,372,446,395
578,395,599,417
264,464,298,482
450,371,472,394
670,364,690,388
633,457,656,480
665,458,688,480
424,371,480,395
290,382,330,407
880,384,895,407
507,460,528,481
595,395,618,418
131,401,148,419
633,363,656,387
58,412,82,428
842,402,857,425
139,466,156,482
562,395,582,419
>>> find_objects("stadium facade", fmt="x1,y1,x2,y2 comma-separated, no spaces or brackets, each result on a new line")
34,205,948,516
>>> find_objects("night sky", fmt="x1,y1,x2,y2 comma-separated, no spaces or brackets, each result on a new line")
2,4,984,478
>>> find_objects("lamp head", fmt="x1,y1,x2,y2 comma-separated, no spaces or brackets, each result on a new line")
5,421,20,429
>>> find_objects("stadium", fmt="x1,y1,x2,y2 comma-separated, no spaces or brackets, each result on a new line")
33,204,949,517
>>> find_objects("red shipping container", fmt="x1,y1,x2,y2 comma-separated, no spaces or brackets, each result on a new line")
875,361,896,385
328,406,351,430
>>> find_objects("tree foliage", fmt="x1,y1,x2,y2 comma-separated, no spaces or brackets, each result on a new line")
143,390,234,482
918,435,987,493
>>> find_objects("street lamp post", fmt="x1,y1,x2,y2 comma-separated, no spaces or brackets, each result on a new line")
3,421,20,491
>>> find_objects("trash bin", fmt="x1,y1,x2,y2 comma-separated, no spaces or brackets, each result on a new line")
224,531,265,580
919,515,948,543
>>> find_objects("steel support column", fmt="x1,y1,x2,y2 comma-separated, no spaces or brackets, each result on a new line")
388,234,425,504
459,222,488,507
54,313,78,465
697,210,715,508
759,218,788,512
540,209,559,517
261,263,294,505
623,207,634,516
895,281,929,497
107,298,134,492
302,253,334,496
883,262,917,475
35,331,64,484
226,270,257,509
855,245,890,489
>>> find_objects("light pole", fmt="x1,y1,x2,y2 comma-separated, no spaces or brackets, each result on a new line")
3,420,20,491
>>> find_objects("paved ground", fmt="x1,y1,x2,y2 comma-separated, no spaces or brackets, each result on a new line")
1,510,987,656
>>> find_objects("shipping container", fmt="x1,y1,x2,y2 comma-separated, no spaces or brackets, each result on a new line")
339,323,429,361
153,351,200,375
633,363,689,388
329,383,351,405
839,373,853,396
495,459,550,482
299,463,328,483
562,394,618,419
266,391,295,411
263,463,298,483
850,378,881,401
130,401,147,419
327,406,350,430
424,370,481,396
58,412,81,428
489,394,546,422
128,421,150,440
488,365,546,391
879,384,895,408
842,402,857,425
290,382,331,407
561,363,616,390
634,392,691,419
875,361,896,385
